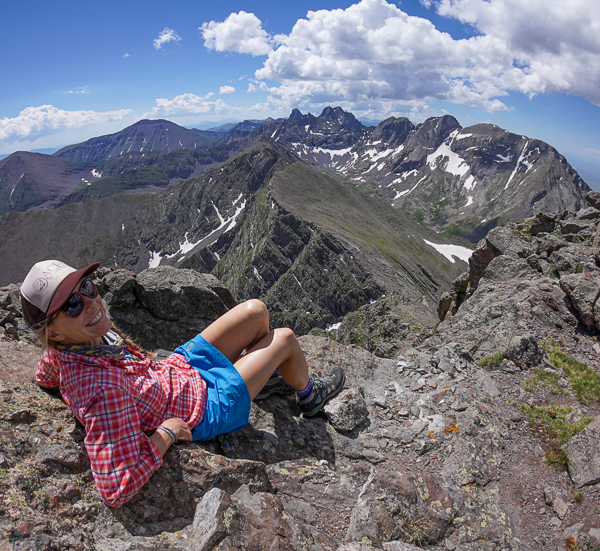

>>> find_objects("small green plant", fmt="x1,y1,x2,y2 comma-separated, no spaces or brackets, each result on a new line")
523,368,566,394
572,490,583,503
576,265,584,273
571,543,600,551
397,511,427,544
544,448,569,469
542,338,600,404
477,352,504,370
510,401,594,444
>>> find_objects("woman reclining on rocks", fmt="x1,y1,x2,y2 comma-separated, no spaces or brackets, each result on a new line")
20,260,345,508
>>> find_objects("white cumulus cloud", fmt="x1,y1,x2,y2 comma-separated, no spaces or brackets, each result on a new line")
148,93,241,117
207,0,600,112
153,27,181,50
219,85,236,95
432,0,600,103
0,105,132,143
200,11,273,56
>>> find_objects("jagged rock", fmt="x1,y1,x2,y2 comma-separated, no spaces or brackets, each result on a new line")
344,471,461,546
483,255,539,282
563,415,600,487
136,266,235,321
466,227,531,295
563,522,585,545
552,497,569,520
437,292,453,322
324,388,370,432
576,207,600,220
537,235,568,255
505,334,545,368
382,542,423,550
530,212,557,235
560,218,594,234
433,342,473,373
587,190,600,209
559,272,600,328
101,269,137,307
485,227,532,259
550,246,596,275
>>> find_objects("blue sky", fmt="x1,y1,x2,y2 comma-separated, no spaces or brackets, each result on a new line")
2,0,599,187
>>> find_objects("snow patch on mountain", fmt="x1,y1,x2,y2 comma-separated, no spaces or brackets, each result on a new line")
427,133,470,180
423,239,473,263
505,140,530,190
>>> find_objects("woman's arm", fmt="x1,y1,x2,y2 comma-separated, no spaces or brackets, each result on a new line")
82,386,179,508
149,418,192,456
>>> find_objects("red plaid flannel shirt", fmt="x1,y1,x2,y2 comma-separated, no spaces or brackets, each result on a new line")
36,346,207,508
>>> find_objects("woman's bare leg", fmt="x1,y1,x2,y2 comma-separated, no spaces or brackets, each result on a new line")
201,299,270,363
201,299,310,399
233,327,310,399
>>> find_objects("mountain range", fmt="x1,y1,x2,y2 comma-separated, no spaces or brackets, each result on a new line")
0,107,589,243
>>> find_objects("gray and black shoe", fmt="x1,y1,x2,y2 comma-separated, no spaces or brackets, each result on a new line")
298,367,346,417
254,376,296,401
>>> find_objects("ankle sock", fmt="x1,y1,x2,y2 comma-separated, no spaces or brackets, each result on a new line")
270,369,280,379
296,378,313,400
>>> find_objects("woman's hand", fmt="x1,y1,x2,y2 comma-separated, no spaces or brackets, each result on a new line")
161,417,192,442
150,418,192,456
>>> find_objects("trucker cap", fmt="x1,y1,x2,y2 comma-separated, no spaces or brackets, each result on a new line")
20,260,99,328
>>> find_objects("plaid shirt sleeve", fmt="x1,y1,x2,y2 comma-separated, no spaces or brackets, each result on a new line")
36,354,60,389
83,384,163,508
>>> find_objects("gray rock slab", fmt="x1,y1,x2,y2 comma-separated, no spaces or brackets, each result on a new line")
559,272,600,328
186,488,230,551
324,388,370,432
563,415,600,487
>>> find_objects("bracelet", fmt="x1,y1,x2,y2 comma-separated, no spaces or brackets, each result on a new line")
156,425,177,445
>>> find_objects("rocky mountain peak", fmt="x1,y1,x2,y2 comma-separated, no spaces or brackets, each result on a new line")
318,106,364,130
53,119,211,163
409,114,462,149
289,108,308,119
368,116,415,147
1,193,600,549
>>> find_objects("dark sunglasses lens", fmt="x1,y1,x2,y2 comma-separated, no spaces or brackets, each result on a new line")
80,278,98,298
63,293,84,317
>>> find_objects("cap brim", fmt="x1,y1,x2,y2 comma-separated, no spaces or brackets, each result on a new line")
46,262,100,319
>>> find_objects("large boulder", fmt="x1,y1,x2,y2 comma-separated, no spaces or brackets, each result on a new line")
559,272,600,329
100,266,236,351
563,416,600,487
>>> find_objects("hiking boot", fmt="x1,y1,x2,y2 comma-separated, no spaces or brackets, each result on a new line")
298,367,346,417
254,375,296,401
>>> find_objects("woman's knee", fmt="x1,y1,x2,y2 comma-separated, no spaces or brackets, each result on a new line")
243,299,269,323
272,327,298,350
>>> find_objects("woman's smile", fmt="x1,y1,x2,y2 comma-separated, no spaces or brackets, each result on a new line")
87,310,104,327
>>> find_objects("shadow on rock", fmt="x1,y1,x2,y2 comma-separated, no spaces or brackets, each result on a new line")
216,396,337,465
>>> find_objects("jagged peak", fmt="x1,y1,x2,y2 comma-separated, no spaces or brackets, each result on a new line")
317,106,364,129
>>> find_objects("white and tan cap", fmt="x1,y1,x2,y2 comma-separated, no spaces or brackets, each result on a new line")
20,260,99,327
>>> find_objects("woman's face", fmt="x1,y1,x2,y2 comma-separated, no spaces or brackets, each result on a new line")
47,278,112,345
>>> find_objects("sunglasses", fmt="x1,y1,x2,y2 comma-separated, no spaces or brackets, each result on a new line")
61,278,99,318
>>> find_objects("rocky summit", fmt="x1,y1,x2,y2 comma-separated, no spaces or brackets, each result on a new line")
1,194,600,550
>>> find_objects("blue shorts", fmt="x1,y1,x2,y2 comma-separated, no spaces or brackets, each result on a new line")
174,334,251,441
